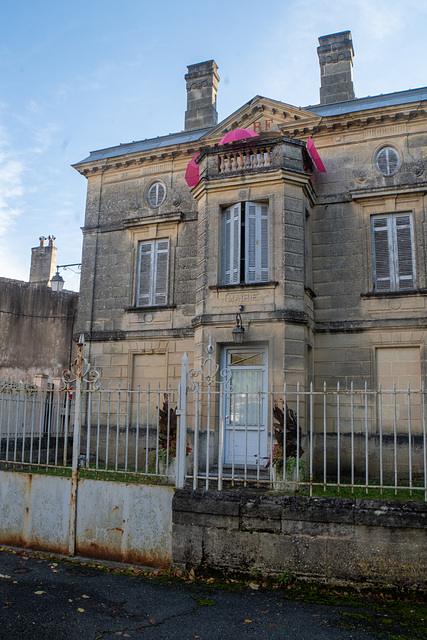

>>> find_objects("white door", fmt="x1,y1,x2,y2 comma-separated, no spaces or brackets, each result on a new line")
222,347,268,466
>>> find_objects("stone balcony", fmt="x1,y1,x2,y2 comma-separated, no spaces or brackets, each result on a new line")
197,135,308,181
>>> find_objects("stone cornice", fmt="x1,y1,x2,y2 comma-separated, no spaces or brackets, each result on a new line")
191,167,316,206
72,142,219,177
279,103,427,139
350,184,427,201
123,212,184,228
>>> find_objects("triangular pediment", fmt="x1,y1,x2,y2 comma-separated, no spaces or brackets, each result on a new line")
202,96,318,141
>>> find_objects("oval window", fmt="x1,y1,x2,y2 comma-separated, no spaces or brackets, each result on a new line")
148,182,166,207
375,147,400,176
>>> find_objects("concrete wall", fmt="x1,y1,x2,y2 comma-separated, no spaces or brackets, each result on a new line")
0,278,78,382
172,490,427,590
0,472,173,568
1,471,426,588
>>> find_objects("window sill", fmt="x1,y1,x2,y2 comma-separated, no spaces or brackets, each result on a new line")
361,289,427,299
125,305,176,313
210,281,278,292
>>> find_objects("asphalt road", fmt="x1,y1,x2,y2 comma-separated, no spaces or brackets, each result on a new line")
0,548,413,640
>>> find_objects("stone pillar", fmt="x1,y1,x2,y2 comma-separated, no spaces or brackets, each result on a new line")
29,235,57,285
317,31,355,104
184,60,219,131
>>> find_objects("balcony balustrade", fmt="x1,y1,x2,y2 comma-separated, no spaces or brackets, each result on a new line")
218,146,272,174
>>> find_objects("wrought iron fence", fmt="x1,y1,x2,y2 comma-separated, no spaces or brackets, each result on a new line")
0,382,75,467
1,346,426,500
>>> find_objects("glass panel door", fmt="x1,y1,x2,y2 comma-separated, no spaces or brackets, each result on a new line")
223,347,267,466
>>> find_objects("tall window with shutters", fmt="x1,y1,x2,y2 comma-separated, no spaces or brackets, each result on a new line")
371,214,415,292
137,239,169,306
222,202,269,285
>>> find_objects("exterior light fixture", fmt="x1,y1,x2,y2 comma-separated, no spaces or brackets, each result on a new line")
50,263,81,292
50,269,65,292
232,313,245,344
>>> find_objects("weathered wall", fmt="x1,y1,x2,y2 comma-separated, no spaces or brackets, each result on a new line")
0,278,78,382
75,479,173,567
2,472,426,587
0,472,72,554
0,472,173,568
172,490,427,590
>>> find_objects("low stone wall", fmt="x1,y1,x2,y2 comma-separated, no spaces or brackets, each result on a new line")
172,490,427,590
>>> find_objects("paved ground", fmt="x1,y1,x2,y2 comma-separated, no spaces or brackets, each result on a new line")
0,548,424,640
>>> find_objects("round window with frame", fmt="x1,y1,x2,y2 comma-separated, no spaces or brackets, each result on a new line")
375,146,400,177
147,182,166,208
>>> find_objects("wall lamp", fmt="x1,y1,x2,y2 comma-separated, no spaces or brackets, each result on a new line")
51,263,81,292
232,313,245,344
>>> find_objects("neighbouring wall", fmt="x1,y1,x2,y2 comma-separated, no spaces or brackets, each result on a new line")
0,278,78,382
0,472,173,568
172,490,427,590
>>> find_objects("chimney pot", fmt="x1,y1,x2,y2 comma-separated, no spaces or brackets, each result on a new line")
30,236,57,285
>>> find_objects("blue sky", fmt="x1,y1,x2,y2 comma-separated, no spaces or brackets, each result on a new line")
1,0,426,291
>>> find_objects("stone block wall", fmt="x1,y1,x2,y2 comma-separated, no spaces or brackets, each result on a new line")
172,490,427,590
0,278,78,382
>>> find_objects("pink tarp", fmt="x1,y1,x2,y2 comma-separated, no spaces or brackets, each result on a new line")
185,153,200,187
307,137,326,173
218,128,259,145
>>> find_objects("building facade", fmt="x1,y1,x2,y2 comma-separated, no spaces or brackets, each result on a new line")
73,31,427,465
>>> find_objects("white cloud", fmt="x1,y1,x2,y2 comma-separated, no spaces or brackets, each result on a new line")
0,145,26,279
0,152,23,236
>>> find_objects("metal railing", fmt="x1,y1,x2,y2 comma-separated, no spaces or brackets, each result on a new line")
1,351,426,500
0,383,75,468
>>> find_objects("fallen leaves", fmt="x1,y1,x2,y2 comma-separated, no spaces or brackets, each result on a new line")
77,608,85,613
244,618,253,623
248,582,259,590
34,591,45,595
0,574,11,579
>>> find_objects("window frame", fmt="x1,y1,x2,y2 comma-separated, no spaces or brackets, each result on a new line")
371,213,416,292
147,182,166,208
375,147,400,177
136,238,170,307
222,201,269,285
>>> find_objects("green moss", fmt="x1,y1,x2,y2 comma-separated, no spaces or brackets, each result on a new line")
308,483,426,502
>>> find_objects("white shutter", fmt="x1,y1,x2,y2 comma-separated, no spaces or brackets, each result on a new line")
246,203,257,282
137,239,169,306
137,241,153,306
394,215,415,290
372,217,391,292
154,240,169,305
245,202,269,283
372,214,415,292
260,204,269,282
223,204,241,284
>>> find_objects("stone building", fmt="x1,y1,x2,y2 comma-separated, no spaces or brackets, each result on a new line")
73,31,427,464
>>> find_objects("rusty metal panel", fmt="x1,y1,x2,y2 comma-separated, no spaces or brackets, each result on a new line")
75,480,173,568
0,471,71,554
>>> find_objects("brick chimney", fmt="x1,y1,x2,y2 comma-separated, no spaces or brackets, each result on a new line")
317,31,355,104
29,235,57,285
184,60,219,131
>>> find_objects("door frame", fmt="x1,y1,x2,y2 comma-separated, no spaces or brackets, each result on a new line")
221,344,268,467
